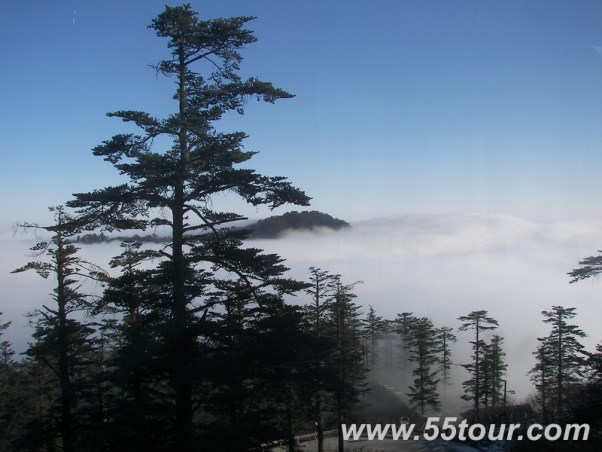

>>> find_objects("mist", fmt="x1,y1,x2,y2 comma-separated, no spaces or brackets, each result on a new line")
254,212,602,404
3,212,601,409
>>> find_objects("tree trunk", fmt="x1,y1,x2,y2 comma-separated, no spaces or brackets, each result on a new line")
173,46,193,452
56,232,73,452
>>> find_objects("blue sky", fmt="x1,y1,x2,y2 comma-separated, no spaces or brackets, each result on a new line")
1,0,602,228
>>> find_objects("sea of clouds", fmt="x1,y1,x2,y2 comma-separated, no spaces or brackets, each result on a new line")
2,212,601,400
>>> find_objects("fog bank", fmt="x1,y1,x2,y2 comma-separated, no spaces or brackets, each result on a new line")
2,212,601,402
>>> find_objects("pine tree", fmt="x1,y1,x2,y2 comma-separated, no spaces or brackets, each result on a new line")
242,302,313,452
0,313,17,450
328,276,365,452
477,334,506,415
96,241,166,451
572,342,602,436
301,269,366,452
406,317,440,415
380,320,397,380
302,267,338,452
362,305,384,370
204,289,310,451
529,336,555,421
12,206,100,452
485,335,506,412
568,251,602,283
434,326,457,394
395,312,416,390
530,306,586,419
0,315,13,370
14,346,60,451
66,5,309,450
458,310,498,422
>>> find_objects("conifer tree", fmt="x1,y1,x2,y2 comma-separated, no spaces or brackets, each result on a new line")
530,306,586,419
96,241,166,451
0,313,17,450
395,312,415,390
477,335,506,414
572,342,602,435
12,206,100,452
529,336,554,421
434,326,457,393
328,276,365,452
568,251,602,283
66,5,309,449
203,289,310,451
302,267,338,452
15,344,60,451
380,320,396,379
458,310,498,422
362,305,384,370
300,269,366,452
485,334,506,412
406,317,440,415
0,315,13,370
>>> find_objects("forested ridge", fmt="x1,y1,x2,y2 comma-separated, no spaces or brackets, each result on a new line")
72,210,350,244
2,4,601,452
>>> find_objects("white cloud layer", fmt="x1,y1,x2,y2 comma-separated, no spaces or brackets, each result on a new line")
256,213,602,399
2,212,601,400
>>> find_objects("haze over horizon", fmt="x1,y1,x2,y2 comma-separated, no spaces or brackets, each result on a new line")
3,211,602,404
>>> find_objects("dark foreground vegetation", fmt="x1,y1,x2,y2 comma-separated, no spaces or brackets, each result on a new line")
3,4,601,452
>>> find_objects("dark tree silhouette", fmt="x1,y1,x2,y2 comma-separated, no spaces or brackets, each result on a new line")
328,276,365,452
434,326,457,396
406,317,440,415
302,267,338,452
572,343,602,438
12,207,101,452
530,306,586,419
478,334,506,413
458,310,498,422
66,5,309,450
0,313,17,450
95,241,166,451
395,312,416,390
568,251,602,283
529,336,555,421
362,305,384,369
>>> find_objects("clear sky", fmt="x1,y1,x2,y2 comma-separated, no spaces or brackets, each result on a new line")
1,0,602,229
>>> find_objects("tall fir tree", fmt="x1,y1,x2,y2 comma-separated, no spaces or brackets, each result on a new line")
485,334,506,412
434,326,457,396
572,342,602,438
458,310,498,422
529,336,555,421
0,313,17,450
395,312,416,390
12,207,100,452
95,241,166,451
66,5,309,450
362,305,384,370
529,306,586,419
477,334,506,415
302,267,338,452
406,317,440,415
328,276,365,452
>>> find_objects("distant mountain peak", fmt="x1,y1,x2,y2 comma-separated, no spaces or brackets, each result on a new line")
249,210,350,239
